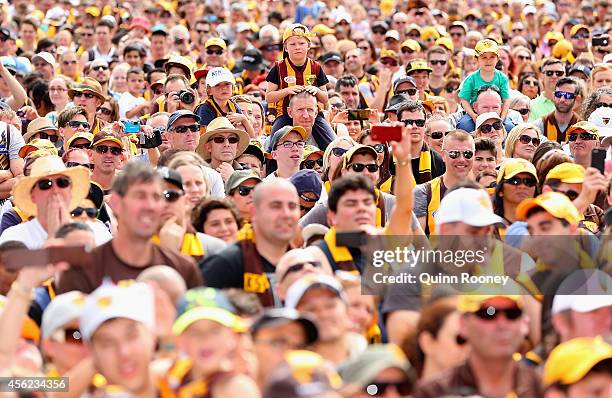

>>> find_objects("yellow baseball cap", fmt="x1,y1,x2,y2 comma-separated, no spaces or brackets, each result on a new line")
282,23,314,43
566,121,600,138
406,59,432,74
545,162,585,184
436,37,454,52
311,24,335,36
570,24,590,37
380,49,399,61
543,336,612,386
205,37,227,49
465,8,482,19
516,191,582,225
401,39,421,52
497,158,538,184
474,39,500,57
421,26,441,41
304,145,323,158
545,31,564,43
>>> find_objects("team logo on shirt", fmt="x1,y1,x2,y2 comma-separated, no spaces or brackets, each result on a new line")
304,74,316,85
284,76,297,84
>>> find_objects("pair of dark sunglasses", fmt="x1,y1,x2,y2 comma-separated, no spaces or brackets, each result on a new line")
35,176,71,191
348,163,379,173
71,207,97,218
429,131,451,140
95,145,123,156
97,107,113,116
554,188,580,201
402,119,426,127
364,380,412,396
39,132,60,143
163,189,184,202
515,108,530,115
480,121,503,133
544,70,564,77
235,185,255,196
554,91,576,100
73,91,96,99
206,49,224,55
446,150,473,159
208,135,240,144
518,135,540,146
301,158,323,169
172,124,199,134
332,147,348,157
396,88,417,96
280,261,321,282
568,132,597,142
473,307,523,321
67,120,90,130
505,176,537,187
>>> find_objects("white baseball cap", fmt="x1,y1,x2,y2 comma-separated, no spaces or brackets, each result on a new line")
80,281,155,342
552,269,612,314
42,291,87,340
206,67,236,87
32,51,56,67
588,107,612,145
435,188,505,227
285,274,347,309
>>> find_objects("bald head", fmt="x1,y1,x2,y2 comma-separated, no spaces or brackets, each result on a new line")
275,249,330,302
136,265,187,304
252,178,299,209
250,179,301,245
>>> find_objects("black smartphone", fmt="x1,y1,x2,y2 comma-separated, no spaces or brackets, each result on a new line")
348,109,370,121
591,147,606,174
1,246,94,271
336,231,367,248
140,127,163,149
592,36,609,47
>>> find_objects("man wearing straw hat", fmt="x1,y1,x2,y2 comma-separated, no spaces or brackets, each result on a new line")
0,156,109,248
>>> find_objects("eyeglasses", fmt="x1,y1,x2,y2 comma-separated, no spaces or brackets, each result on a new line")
348,163,379,172
381,59,398,67
572,33,589,39
236,185,256,196
505,176,537,187
65,161,94,170
91,65,109,71
39,132,60,143
446,150,474,159
568,132,598,141
97,107,113,116
544,70,564,77
172,124,200,134
94,145,123,156
208,135,240,144
479,121,503,133
595,102,612,108
429,131,451,140
445,85,458,93
71,207,98,218
518,135,541,146
49,87,68,92
35,176,71,191
301,158,323,169
73,91,96,99
364,380,412,396
474,307,523,321
206,49,224,55
430,60,447,66
402,119,426,127
277,140,305,149
67,120,91,130
332,147,348,157
280,261,321,282
515,108,530,115
163,189,184,202
555,91,577,100
523,79,538,86
371,143,386,153
396,88,417,96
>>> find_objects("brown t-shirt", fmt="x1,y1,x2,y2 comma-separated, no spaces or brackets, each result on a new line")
56,240,203,294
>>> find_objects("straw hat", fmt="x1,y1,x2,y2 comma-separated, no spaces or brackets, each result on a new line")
68,77,107,101
12,156,90,216
196,117,250,161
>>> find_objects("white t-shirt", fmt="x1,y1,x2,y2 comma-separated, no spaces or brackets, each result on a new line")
118,91,145,120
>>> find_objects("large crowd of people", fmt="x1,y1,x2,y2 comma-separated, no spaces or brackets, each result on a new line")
0,0,610,396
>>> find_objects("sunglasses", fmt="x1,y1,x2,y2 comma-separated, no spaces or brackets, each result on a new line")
94,145,123,156
446,150,474,159
53,328,83,344
236,185,256,196
332,147,348,157
568,132,597,141
173,124,200,134
364,380,412,396
206,49,224,55
445,85,459,93
429,131,450,140
572,33,589,39
80,32,94,37
197,29,210,35
523,80,538,86
401,48,415,54
555,91,576,100
71,207,98,218
73,92,96,99
280,261,321,282
65,161,94,170
544,70,564,77
396,88,417,96
515,108,530,115
518,135,541,146
371,143,386,153
35,176,71,191
402,119,426,127
209,135,240,144
163,189,183,202
450,32,464,37
69,143,91,150
430,60,447,66
97,107,113,116
67,120,91,130
91,65,109,71
277,140,305,149
595,102,612,108
505,176,537,187
381,59,398,67
373,29,386,35
480,121,503,133
348,163,379,172
39,132,60,143
301,158,323,169
474,307,523,321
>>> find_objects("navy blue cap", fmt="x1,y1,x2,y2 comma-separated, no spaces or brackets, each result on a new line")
289,169,322,198
568,64,592,77
319,52,343,64
393,76,417,92
167,110,200,131
385,93,410,113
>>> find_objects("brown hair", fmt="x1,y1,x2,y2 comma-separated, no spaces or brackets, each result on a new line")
535,150,572,190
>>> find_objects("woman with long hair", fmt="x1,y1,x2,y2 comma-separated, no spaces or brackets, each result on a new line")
504,123,542,162
517,73,541,100
321,136,356,193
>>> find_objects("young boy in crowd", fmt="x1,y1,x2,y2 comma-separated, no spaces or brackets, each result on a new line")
119,67,147,120
197,67,253,136
459,39,510,122
265,23,335,149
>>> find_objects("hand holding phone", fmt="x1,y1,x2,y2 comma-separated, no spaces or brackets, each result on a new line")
348,109,370,121
591,147,606,174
